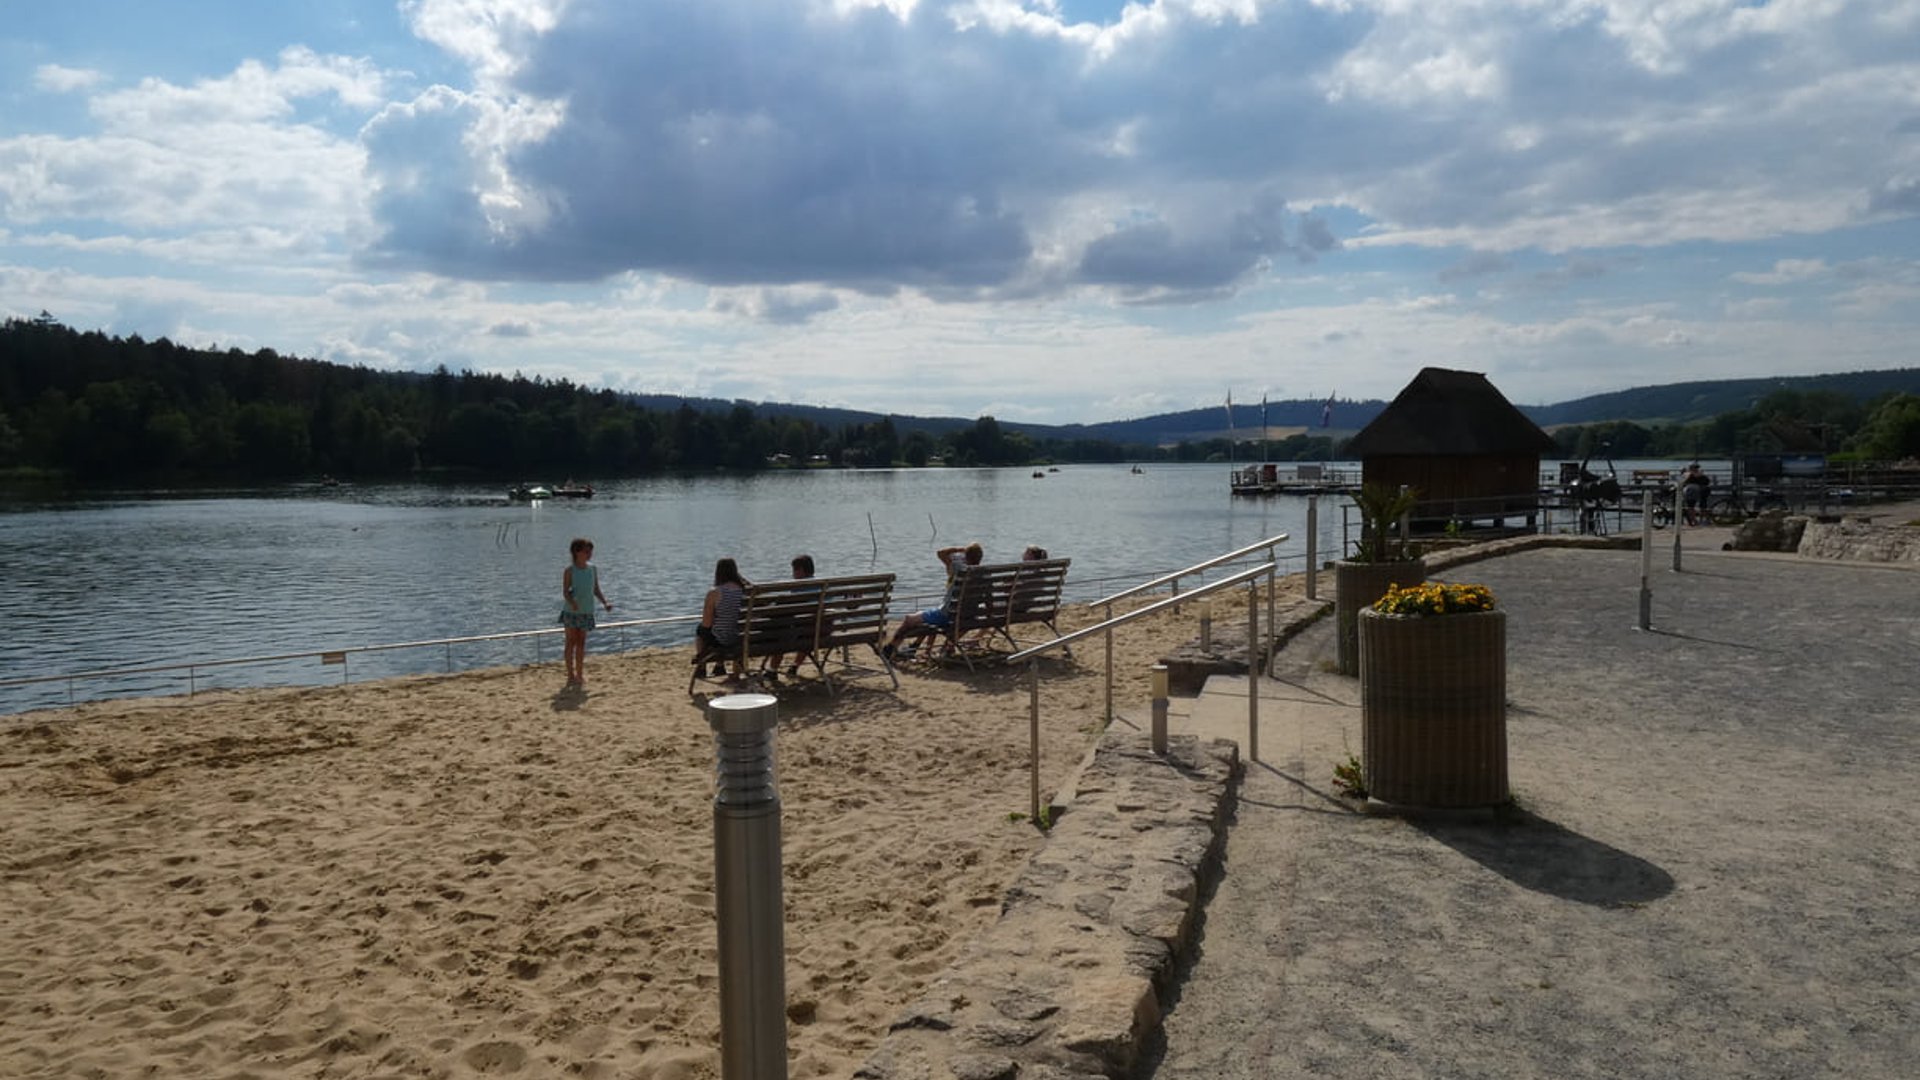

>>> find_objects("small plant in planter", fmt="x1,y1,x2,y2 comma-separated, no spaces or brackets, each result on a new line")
1348,482,1422,563
1371,582,1497,617
1335,483,1427,675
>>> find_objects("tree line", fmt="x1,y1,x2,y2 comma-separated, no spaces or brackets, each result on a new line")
0,317,1179,480
5,315,1915,483
1546,387,1920,463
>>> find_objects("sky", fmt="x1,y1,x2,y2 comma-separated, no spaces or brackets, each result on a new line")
3,0,1918,424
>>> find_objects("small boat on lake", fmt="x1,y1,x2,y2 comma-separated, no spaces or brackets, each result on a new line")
508,483,554,501
553,481,595,498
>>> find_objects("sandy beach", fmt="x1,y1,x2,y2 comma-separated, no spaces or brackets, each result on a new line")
0,601,1188,1080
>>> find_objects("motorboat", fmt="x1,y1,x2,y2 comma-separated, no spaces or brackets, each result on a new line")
508,483,554,501
552,482,595,498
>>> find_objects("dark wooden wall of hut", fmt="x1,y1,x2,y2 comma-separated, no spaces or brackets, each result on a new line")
1361,454,1541,519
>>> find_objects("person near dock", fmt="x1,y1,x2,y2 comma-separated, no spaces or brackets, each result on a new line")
1681,463,1712,525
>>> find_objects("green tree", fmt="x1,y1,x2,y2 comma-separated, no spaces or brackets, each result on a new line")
1851,393,1920,460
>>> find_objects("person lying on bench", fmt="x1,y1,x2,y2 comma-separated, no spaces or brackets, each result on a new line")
881,542,982,659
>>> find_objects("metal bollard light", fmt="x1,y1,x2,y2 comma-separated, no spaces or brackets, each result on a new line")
707,693,790,1080
1150,663,1169,755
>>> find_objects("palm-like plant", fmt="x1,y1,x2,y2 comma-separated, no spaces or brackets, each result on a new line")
1350,483,1420,563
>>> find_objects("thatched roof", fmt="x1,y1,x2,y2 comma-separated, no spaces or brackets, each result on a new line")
1346,368,1556,456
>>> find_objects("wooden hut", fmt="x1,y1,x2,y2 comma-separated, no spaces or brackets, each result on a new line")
1345,367,1555,524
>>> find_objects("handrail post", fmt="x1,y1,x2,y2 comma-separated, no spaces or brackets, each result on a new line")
1150,664,1169,755
1028,660,1042,823
1639,489,1654,631
189,665,197,697
1265,553,1277,677
1199,601,1212,653
1305,495,1319,600
1103,601,1114,725
1246,584,1260,762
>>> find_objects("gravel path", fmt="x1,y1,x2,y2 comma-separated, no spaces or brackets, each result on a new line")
1145,544,1920,1079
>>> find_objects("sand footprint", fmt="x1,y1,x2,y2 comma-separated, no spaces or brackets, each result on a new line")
460,1039,528,1074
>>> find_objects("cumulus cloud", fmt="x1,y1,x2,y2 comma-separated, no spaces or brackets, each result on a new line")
33,64,104,93
352,0,1920,300
0,48,381,233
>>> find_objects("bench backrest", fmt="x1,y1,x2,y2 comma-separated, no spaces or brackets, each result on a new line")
947,558,1071,634
737,573,895,659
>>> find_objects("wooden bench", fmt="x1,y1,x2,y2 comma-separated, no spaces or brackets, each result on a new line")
688,573,898,695
909,558,1072,671
1631,468,1673,487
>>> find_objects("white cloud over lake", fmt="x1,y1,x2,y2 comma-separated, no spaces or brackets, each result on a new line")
2,0,1918,420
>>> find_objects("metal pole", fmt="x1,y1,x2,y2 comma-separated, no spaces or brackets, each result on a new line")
1639,490,1654,631
1103,602,1114,725
1028,660,1042,823
707,693,789,1080
1246,586,1260,763
1199,601,1213,653
1150,664,1169,756
1305,495,1319,600
1672,486,1685,572
1265,554,1276,674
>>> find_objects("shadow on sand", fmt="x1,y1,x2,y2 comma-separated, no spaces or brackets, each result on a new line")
1414,807,1675,907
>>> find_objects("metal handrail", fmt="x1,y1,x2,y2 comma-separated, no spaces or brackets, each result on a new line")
1085,532,1289,726
1009,562,1276,663
1008,562,1277,823
1090,532,1290,607
0,613,701,706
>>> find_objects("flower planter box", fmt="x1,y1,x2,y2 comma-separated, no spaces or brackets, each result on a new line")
1359,607,1509,808
1334,559,1425,676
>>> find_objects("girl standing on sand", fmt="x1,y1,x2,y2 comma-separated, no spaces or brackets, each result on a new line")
559,538,613,687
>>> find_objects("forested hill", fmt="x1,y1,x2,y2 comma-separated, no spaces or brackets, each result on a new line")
6,314,1919,480
1522,369,1920,427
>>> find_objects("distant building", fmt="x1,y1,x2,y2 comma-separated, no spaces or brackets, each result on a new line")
1346,367,1556,523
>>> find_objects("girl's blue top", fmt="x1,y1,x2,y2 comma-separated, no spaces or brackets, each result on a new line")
565,564,597,612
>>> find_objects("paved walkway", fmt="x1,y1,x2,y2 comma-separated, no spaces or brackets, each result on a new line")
1131,543,1920,1079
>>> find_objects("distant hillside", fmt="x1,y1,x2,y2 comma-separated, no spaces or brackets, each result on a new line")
1519,369,1920,427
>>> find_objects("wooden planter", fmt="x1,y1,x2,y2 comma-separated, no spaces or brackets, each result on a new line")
1334,559,1425,676
1359,608,1509,808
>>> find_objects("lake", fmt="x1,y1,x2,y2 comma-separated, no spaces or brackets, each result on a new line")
1,463,1356,714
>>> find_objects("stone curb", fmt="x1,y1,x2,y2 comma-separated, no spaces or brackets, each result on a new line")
854,734,1241,1080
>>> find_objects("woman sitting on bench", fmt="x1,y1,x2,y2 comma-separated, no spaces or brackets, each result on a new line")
692,557,750,679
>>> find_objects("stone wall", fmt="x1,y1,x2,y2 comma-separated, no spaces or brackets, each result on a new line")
855,735,1239,1080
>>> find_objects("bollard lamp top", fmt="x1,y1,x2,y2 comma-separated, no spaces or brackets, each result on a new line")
706,692,780,735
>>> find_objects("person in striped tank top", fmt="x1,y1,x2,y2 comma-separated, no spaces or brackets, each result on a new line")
693,557,751,680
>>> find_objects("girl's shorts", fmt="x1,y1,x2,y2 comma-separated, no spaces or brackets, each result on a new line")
559,610,597,631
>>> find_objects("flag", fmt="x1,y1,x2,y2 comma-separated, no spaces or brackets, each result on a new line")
1224,390,1233,432
1261,392,1268,435
1321,394,1334,428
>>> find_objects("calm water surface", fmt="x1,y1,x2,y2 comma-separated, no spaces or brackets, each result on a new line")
1,464,1349,714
